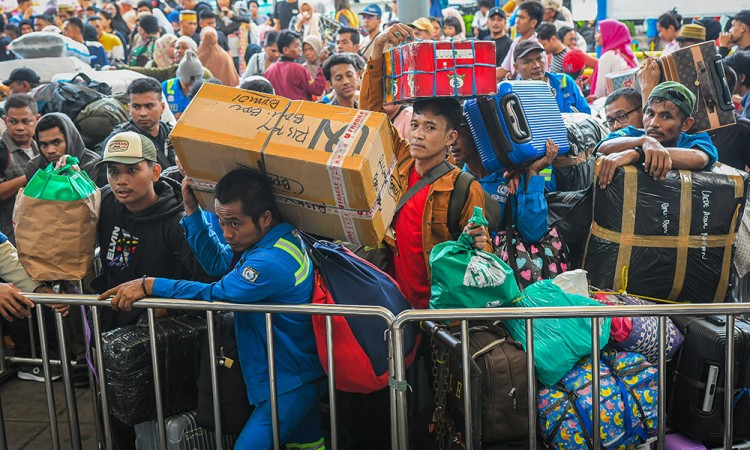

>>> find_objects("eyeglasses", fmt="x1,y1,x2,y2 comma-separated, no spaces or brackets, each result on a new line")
605,106,640,128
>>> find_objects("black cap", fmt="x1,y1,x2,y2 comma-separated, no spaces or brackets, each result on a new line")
488,7,505,18
3,67,40,86
730,10,750,27
514,39,545,61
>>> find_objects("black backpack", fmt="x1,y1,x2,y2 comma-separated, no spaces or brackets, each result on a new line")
35,73,111,118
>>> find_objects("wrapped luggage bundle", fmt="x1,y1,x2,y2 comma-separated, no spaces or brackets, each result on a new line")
8,32,91,64
554,112,606,192
383,40,497,104
102,315,207,426
584,163,749,303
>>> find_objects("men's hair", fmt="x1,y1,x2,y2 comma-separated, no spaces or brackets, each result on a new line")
443,15,462,32
413,98,463,132
136,0,152,10
35,114,68,138
139,14,159,34
276,29,300,52
536,22,558,41
478,0,492,8
0,13,5,31
99,9,113,20
128,77,163,96
248,0,259,6
83,24,98,40
215,168,281,225
66,17,85,32
557,25,573,41
518,1,544,29
188,77,221,100
604,87,642,110
199,10,215,21
34,14,53,23
725,51,750,88
5,94,38,115
322,53,357,81
240,77,275,94
337,26,360,45
263,30,278,47
87,15,101,23
86,6,100,13
4,24,19,35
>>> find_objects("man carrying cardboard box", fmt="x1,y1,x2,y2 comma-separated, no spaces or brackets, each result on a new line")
361,24,491,311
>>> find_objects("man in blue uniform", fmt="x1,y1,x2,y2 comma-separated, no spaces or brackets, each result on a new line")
99,168,325,450
162,50,204,119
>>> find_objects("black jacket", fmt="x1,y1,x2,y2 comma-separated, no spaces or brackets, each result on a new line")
96,177,209,331
102,119,175,170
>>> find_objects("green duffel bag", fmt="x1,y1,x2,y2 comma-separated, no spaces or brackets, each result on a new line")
429,206,520,310
74,96,128,148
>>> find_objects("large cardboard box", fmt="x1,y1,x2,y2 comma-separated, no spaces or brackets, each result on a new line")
384,40,497,104
604,67,640,95
170,84,401,246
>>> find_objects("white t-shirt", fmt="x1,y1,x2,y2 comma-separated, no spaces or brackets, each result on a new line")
594,50,633,98
472,10,488,31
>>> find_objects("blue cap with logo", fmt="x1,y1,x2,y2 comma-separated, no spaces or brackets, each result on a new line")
359,4,382,18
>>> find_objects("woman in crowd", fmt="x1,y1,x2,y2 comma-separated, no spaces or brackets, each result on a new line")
590,18,638,100
334,0,357,28
102,1,132,40
302,35,324,77
657,9,682,56
147,33,177,68
198,27,239,86
291,0,321,38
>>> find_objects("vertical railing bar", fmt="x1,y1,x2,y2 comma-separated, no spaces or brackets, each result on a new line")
37,307,60,450
526,318,536,449
29,307,38,359
724,314,735,450
0,319,6,374
325,315,338,450
391,325,408,450
147,309,167,450
461,320,473,450
0,390,7,450
91,306,112,450
205,311,223,449
657,316,667,450
265,313,280,450
55,311,81,450
388,326,399,450
591,317,601,450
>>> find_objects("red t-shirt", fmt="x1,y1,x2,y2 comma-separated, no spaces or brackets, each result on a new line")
393,167,431,309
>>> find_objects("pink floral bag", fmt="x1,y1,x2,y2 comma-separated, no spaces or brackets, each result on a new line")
493,226,569,290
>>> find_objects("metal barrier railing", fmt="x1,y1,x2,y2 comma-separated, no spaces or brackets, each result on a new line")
1,294,396,450
390,302,750,450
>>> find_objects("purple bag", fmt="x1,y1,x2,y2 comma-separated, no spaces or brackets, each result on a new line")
663,432,707,450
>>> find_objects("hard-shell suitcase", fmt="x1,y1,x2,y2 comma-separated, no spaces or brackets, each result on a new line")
135,410,238,450
464,80,570,172
658,41,735,133
664,432,707,449
666,316,750,443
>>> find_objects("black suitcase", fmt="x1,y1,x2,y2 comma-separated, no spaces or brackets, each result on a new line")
666,315,750,443
102,315,207,426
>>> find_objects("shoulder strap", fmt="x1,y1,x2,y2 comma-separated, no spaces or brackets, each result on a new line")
393,160,454,215
448,170,474,239
0,142,7,173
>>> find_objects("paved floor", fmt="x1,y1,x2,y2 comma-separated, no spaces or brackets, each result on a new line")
1,372,99,450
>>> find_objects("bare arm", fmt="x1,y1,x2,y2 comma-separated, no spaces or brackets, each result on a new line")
666,148,710,170
597,136,648,155
496,67,509,82
0,176,27,201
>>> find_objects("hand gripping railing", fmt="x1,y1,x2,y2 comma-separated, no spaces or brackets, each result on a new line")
390,302,750,450
1,294,395,450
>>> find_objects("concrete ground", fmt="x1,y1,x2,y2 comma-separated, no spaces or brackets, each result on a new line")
1,371,99,450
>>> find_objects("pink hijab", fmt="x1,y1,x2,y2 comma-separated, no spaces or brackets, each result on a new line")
591,19,638,94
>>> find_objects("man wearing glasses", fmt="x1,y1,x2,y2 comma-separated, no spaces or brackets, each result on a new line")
603,87,643,132
595,81,718,189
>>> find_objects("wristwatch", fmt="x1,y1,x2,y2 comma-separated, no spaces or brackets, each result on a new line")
634,146,646,165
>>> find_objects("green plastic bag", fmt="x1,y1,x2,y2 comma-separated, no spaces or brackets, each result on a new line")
24,156,97,201
504,279,612,386
429,206,521,309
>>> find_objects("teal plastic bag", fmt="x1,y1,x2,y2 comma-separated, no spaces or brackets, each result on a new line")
504,279,612,386
24,156,97,201
429,207,521,309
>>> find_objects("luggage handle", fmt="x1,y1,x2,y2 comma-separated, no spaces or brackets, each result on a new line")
70,72,93,85
499,94,532,145
709,56,735,112
697,60,717,113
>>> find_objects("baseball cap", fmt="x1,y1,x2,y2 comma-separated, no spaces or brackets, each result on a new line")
409,17,434,34
730,10,750,27
542,0,562,11
97,132,158,167
676,23,706,42
3,67,40,86
488,7,505,19
648,81,696,119
514,39,545,61
359,4,381,18
562,48,586,74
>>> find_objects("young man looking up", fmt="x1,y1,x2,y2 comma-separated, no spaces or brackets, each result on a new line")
321,53,359,108
264,30,326,101
497,0,543,81
361,24,490,310
596,81,718,189
0,95,39,244
513,40,590,114
104,78,175,169
100,168,325,450
485,7,511,67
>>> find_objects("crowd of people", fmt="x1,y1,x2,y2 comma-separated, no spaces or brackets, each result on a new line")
0,0,748,448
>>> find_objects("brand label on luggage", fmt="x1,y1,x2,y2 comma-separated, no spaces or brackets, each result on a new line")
436,49,474,60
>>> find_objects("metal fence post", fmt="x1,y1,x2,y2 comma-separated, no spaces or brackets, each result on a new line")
525,318,536,448
657,316,667,450
205,310,223,449
91,306,112,450
55,311,81,450
460,320,473,450
265,313,280,450
390,324,409,450
147,309,167,450
325,315,338,450
724,314,736,449
591,317,601,450
37,306,60,450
